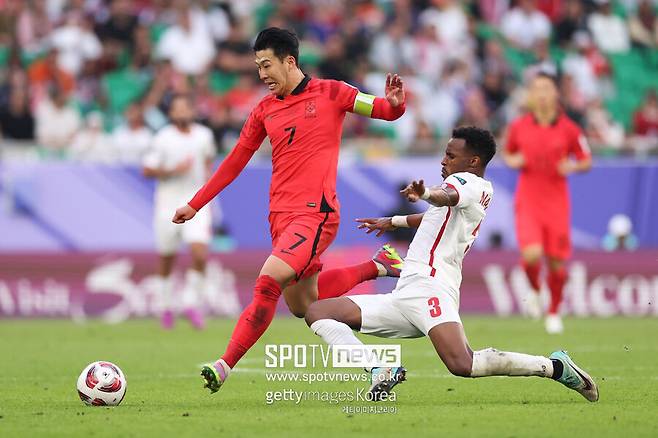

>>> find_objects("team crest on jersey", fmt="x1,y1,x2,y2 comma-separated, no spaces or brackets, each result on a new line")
454,176,467,185
305,100,317,118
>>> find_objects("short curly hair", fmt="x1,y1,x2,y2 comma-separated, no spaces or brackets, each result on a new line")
452,126,497,166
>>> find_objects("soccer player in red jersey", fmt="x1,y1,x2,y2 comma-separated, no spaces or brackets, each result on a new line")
503,72,592,334
171,28,406,392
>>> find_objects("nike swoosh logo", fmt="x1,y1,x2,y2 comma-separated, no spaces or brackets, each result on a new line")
572,365,592,390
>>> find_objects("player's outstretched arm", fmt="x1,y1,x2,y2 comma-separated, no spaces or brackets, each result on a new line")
171,144,256,224
401,180,458,207
350,73,406,121
356,213,425,236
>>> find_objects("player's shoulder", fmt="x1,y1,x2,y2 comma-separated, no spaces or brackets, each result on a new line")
310,77,357,99
445,172,493,197
253,93,278,114
154,124,176,139
445,171,483,186
557,113,582,133
510,113,534,129
191,122,213,136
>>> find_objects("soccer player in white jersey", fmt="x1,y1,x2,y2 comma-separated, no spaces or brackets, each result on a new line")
143,94,215,330
305,126,598,402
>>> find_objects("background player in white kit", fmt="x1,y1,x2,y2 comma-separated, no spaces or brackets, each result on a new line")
143,94,214,330
305,126,598,402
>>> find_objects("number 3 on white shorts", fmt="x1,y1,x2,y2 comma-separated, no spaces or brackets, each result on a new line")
427,297,442,318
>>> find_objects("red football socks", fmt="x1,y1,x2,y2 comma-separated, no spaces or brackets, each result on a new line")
547,267,567,315
522,260,542,292
317,261,378,300
221,275,282,368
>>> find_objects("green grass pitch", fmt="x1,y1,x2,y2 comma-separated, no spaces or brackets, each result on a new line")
1,316,657,437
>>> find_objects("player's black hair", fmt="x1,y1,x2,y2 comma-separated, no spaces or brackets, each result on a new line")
253,27,299,64
533,70,559,86
452,126,497,166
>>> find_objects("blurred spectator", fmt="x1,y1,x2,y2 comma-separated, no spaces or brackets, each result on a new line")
75,59,102,114
0,0,20,45
409,21,446,83
419,0,471,57
602,214,638,251
588,0,631,53
458,87,491,129
553,0,588,47
0,76,34,140
585,99,625,151
628,0,658,48
35,85,81,154
501,0,551,50
27,48,76,100
633,90,658,136
562,32,600,103
197,0,231,43
481,69,508,114
629,90,658,153
155,1,215,76
368,19,414,75
112,102,153,164
408,119,440,156
94,0,139,51
215,20,255,75
16,0,53,57
319,33,351,82
70,111,114,162
50,11,102,77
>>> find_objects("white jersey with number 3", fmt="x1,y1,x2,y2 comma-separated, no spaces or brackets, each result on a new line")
402,172,493,297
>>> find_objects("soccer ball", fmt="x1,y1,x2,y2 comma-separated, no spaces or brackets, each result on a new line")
76,361,127,406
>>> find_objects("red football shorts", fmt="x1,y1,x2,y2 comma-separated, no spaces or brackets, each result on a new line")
515,201,571,260
269,211,340,280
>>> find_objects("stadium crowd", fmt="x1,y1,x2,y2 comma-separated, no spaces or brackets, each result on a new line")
0,0,656,162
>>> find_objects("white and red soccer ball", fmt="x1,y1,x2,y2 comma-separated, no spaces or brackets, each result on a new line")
76,361,127,406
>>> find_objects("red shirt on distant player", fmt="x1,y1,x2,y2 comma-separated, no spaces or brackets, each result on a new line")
506,112,591,213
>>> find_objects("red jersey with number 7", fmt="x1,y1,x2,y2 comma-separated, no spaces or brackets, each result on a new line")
242,76,354,212
187,75,405,214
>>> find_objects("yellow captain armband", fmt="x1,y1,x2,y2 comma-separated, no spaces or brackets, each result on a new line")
353,91,376,117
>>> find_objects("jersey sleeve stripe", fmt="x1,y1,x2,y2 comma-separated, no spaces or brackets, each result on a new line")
444,182,460,206
429,207,452,277
353,92,376,117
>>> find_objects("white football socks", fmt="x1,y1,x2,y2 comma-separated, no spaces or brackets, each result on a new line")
310,319,363,346
471,348,554,378
159,275,174,309
182,269,204,308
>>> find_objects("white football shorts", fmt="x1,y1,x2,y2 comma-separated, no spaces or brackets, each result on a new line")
154,207,212,254
347,273,461,338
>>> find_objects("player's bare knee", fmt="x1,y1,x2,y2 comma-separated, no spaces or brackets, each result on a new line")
445,355,473,377
304,300,325,326
522,247,543,265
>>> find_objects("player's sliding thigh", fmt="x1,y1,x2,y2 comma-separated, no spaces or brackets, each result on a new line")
427,322,474,377
305,297,363,331
283,272,319,318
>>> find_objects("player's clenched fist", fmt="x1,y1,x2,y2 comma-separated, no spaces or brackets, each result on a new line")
356,217,395,237
172,204,197,224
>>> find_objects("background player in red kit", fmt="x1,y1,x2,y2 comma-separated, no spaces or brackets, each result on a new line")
503,72,592,334
172,28,406,393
